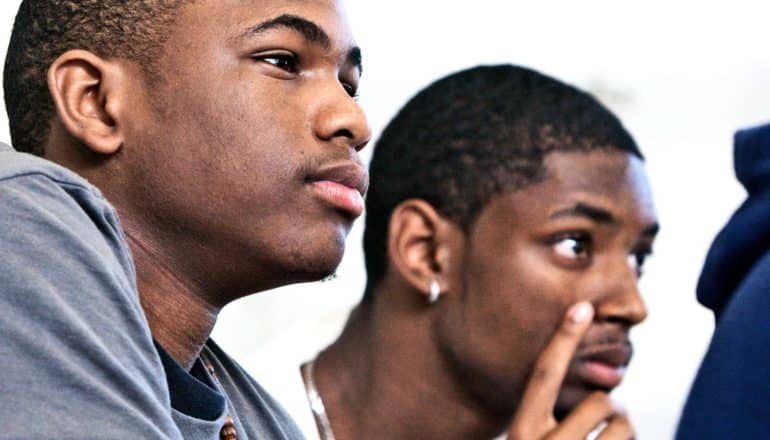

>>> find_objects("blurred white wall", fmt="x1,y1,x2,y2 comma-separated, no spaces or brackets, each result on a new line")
0,1,767,438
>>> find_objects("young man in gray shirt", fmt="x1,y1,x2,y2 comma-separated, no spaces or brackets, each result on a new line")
1,0,369,438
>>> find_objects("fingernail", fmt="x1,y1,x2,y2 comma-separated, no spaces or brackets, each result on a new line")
569,302,593,324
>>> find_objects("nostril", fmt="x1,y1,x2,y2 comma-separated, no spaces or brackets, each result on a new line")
330,128,370,152
333,128,354,139
605,316,631,326
353,139,370,152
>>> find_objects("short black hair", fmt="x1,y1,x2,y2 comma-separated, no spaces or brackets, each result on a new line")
363,64,643,294
4,0,192,156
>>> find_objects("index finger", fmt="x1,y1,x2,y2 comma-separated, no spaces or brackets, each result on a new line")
517,301,594,421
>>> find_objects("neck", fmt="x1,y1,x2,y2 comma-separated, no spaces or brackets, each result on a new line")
127,230,219,370
313,280,508,440
44,133,247,370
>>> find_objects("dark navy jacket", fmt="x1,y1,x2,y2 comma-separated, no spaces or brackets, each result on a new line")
677,123,770,439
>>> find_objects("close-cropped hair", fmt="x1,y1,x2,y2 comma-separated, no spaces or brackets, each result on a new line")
363,64,643,294
3,0,191,156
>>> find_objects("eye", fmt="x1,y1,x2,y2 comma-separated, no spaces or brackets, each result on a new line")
342,82,359,99
253,52,299,74
627,251,652,277
553,235,590,260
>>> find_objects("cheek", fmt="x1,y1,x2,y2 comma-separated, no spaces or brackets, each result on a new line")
434,246,586,414
172,83,305,178
473,247,575,338
126,79,314,238
456,246,578,380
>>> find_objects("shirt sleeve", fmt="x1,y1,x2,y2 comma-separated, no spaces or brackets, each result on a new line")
0,174,184,439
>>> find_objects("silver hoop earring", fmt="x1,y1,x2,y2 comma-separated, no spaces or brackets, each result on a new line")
428,279,441,304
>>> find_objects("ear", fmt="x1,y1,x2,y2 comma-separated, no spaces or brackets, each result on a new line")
387,199,463,303
47,50,127,155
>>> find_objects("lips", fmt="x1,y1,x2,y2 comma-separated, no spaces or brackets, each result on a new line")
571,342,632,390
308,162,369,218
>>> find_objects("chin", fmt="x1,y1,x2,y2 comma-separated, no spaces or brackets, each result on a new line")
553,385,614,421
553,393,582,421
281,230,347,283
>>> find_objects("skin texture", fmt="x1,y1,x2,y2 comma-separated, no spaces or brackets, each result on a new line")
44,0,370,368
315,149,658,439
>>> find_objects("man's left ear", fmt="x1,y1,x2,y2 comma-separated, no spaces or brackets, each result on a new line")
387,199,464,304
47,49,131,155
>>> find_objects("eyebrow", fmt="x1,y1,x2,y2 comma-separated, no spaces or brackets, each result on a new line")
241,14,363,73
550,203,617,224
551,202,661,237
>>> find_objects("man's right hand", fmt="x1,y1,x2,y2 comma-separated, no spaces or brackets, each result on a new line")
506,302,634,440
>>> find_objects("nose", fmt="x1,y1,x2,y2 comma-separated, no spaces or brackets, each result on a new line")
313,82,371,152
593,260,648,326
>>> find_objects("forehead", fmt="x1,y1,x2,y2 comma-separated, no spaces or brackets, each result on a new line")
478,150,657,229
544,149,650,197
173,0,355,48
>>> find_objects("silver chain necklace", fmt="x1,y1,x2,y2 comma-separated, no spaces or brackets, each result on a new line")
302,359,337,440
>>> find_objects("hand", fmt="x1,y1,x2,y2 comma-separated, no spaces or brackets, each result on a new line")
506,302,634,440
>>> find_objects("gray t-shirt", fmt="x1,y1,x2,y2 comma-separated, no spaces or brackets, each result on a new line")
0,144,303,439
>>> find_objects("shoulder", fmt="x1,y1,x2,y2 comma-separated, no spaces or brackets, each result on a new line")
678,248,770,439
0,143,115,235
249,352,321,440
202,340,308,439
0,142,147,350
0,143,98,194
0,143,134,282
0,144,183,438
